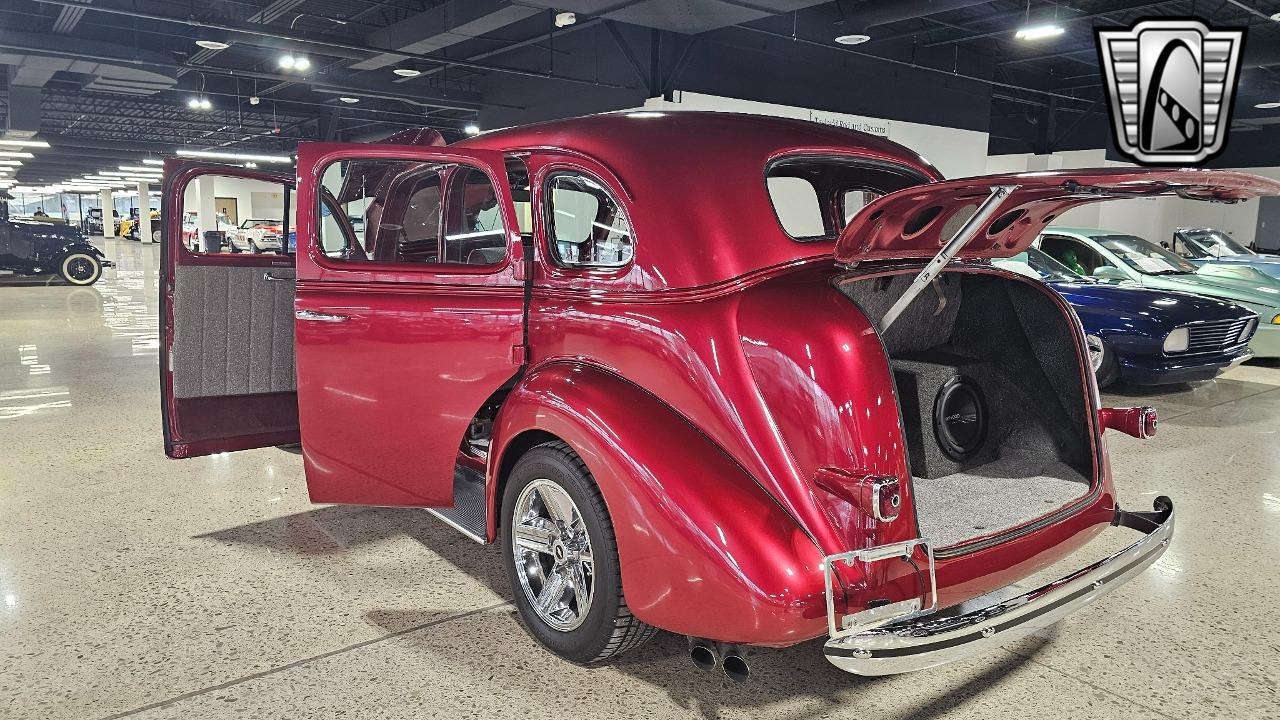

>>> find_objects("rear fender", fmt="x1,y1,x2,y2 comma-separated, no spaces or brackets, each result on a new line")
488,361,829,645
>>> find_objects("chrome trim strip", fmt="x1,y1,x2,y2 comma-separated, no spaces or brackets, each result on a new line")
823,497,1174,676
424,508,487,544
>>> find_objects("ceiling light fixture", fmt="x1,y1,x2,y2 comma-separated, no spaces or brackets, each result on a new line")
195,40,230,51
1016,24,1065,40
1272,12,1280,22
339,97,360,104
119,165,162,173
463,124,481,135
0,139,50,148
835,34,871,45
1255,101,1280,109
176,149,293,163
555,11,577,28
142,159,164,166
0,151,35,158
393,67,421,78
249,96,261,105
278,54,310,72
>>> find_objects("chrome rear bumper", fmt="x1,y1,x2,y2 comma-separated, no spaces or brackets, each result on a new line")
824,497,1174,676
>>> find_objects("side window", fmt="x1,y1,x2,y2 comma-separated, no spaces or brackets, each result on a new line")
180,174,291,255
317,158,506,266
1041,235,1105,275
506,157,533,237
767,176,825,237
546,173,633,268
841,189,882,224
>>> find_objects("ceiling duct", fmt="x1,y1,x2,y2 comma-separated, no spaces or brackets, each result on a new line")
350,0,541,72
518,1,830,35
0,30,176,96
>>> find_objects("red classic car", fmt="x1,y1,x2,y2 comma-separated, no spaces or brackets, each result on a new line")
159,113,1280,679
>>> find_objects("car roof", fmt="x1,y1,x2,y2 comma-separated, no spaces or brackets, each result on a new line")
1042,226,1130,238
454,111,945,289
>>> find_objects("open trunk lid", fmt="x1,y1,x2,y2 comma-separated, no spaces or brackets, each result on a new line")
836,168,1280,264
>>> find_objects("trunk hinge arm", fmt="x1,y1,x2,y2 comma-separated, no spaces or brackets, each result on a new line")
877,185,1020,334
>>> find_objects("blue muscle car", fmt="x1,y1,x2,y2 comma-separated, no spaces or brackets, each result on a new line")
996,247,1258,388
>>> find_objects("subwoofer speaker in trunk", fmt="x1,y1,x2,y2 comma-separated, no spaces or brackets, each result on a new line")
892,354,998,479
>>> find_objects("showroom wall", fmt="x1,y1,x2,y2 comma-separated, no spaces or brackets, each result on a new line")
181,176,287,228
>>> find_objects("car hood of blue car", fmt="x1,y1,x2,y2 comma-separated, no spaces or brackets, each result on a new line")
1047,280,1250,331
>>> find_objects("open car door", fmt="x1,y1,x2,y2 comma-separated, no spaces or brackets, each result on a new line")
836,168,1280,264
160,161,298,458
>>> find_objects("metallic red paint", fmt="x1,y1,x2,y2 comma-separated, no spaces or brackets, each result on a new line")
160,112,1277,653
837,169,1280,264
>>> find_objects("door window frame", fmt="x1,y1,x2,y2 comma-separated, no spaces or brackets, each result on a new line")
163,162,295,268
523,152,638,286
297,143,522,285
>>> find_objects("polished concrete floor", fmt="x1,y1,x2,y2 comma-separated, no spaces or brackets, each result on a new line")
2,237,1278,719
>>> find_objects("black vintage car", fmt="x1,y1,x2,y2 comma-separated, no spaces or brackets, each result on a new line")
0,196,113,285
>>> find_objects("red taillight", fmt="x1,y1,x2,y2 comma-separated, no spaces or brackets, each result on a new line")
1099,406,1157,439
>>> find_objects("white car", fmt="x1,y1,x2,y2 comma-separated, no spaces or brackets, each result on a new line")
228,219,285,253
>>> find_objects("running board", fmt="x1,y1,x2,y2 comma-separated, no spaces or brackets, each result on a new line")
426,464,488,543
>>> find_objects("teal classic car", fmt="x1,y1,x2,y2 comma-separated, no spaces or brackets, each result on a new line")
1035,227,1280,358
1168,227,1280,280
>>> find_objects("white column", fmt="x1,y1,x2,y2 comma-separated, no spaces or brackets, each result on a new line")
197,177,218,251
137,182,153,244
99,189,115,237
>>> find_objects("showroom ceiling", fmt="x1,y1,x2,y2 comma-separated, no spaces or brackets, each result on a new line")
2,0,1280,187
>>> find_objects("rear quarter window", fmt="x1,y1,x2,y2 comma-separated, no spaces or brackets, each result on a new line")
765,157,930,242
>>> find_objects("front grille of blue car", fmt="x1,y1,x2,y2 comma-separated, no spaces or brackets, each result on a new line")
1184,317,1253,354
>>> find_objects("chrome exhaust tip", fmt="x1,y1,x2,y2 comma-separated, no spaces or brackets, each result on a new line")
722,653,751,683
691,640,721,671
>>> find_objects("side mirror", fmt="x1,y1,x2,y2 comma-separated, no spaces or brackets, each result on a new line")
1092,266,1128,282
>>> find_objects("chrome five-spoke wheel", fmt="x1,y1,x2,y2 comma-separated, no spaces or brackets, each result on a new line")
502,440,654,663
511,479,595,632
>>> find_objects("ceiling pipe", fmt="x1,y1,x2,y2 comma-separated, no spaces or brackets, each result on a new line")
839,0,997,38
28,0,637,91
732,25,1097,105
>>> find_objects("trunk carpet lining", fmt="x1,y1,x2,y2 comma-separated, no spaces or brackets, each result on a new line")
911,452,1089,548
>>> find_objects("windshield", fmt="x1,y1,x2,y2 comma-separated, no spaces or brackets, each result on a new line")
1096,234,1199,275
1182,229,1253,258
242,220,280,229
1001,247,1086,282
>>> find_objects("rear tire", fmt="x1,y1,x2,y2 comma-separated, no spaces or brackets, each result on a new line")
501,441,655,664
59,252,102,285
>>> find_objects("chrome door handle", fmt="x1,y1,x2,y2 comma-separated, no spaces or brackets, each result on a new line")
295,309,349,323
263,272,294,282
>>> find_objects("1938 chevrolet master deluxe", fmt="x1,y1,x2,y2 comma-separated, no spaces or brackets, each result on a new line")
160,113,1279,678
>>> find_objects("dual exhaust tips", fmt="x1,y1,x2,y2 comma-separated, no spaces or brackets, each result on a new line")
688,638,750,682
